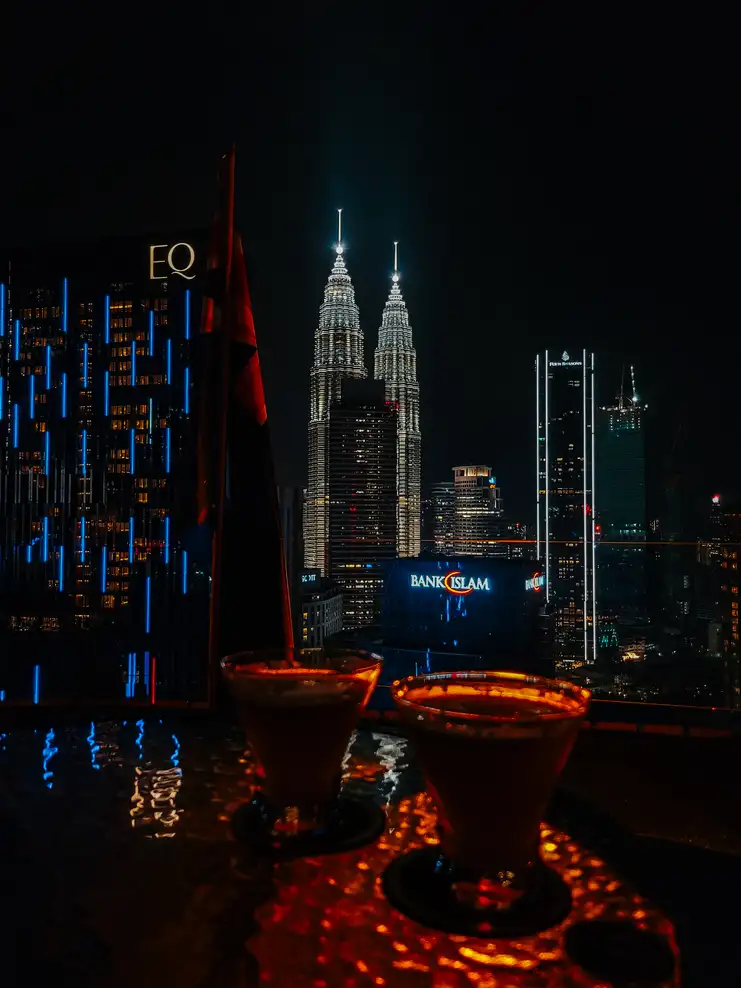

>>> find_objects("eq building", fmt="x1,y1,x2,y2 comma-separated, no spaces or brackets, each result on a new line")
0,234,210,703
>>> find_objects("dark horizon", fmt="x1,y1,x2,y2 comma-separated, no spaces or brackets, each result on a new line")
1,8,735,524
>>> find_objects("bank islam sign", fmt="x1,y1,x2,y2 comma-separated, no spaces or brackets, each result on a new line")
410,571,491,596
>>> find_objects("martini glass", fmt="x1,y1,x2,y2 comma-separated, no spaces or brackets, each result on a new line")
222,647,383,856
383,670,590,936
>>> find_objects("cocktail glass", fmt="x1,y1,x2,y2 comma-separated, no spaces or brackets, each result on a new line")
383,670,590,935
222,648,382,851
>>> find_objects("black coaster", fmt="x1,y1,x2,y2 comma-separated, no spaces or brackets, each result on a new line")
382,847,572,937
231,793,386,860
565,921,676,986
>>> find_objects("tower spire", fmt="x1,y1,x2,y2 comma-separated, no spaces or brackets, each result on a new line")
393,240,398,275
337,208,343,253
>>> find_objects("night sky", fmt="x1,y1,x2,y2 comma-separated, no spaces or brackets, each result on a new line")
1,7,736,526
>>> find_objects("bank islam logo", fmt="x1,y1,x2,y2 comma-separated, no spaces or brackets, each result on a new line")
410,571,491,596
525,572,546,592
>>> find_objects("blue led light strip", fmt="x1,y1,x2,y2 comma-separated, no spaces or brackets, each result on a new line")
165,427,171,473
45,430,50,474
61,373,68,417
14,319,20,361
104,295,110,343
46,345,52,388
104,371,109,415
126,653,133,698
83,341,88,388
164,515,170,564
0,282,5,336
12,404,19,448
129,516,134,563
29,374,35,419
58,545,64,592
33,665,40,705
62,278,68,333
144,652,150,696
166,338,172,383
130,428,135,474
82,429,87,476
80,516,86,562
184,367,190,413
26,544,32,564
149,310,154,356
101,545,107,593
43,516,49,561
184,289,190,339
131,340,136,386
145,576,151,633
182,550,188,594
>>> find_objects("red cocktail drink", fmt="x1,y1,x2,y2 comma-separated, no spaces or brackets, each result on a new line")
222,649,381,833
393,672,589,898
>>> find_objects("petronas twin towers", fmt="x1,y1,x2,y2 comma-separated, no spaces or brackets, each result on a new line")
304,212,421,573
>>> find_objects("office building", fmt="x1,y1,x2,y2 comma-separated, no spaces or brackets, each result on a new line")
299,569,343,648
373,244,421,557
328,379,397,629
536,349,597,665
304,214,367,575
0,234,209,702
596,368,648,657
453,466,503,555
430,480,456,555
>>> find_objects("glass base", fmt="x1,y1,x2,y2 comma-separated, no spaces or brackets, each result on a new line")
565,921,677,985
382,846,572,937
231,793,386,860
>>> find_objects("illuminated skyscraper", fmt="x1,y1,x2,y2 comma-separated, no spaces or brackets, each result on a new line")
596,367,648,655
430,480,456,555
536,349,597,665
328,380,397,629
373,243,421,557
453,466,504,556
304,211,367,574
0,235,209,701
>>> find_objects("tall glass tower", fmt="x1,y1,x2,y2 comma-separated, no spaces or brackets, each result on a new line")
304,212,367,574
536,349,597,665
373,243,421,557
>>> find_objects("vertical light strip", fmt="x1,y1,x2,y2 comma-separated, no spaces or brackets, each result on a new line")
0,282,5,336
181,550,188,594
83,341,88,388
164,515,170,564
46,345,52,388
29,374,35,419
101,545,107,593
58,545,64,592
583,348,588,664
27,544,32,564
82,429,87,476
126,652,133,698
184,367,190,413
144,651,150,696
129,516,135,563
145,576,151,633
166,338,172,383
80,515,86,562
33,665,40,705
43,516,49,561
14,319,20,361
130,427,135,474
104,371,109,415
131,340,136,386
591,351,597,662
148,398,153,438
184,289,190,339
61,373,68,417
62,277,68,333
544,349,550,601
535,354,540,561
45,430,50,474
0,376,4,419
104,294,110,344
149,310,154,356
165,426,170,473
12,404,19,448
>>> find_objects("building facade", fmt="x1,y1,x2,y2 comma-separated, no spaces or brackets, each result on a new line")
430,480,456,555
327,379,397,629
0,235,209,703
536,349,597,666
373,245,421,557
453,466,503,555
300,572,343,648
596,370,648,657
304,218,367,575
